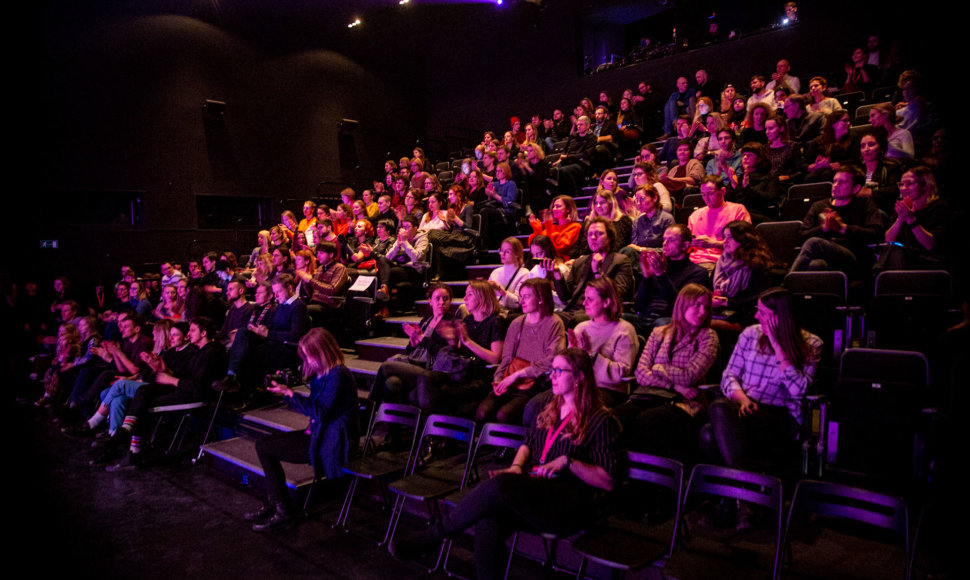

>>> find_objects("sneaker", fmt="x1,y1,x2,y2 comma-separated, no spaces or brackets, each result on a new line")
243,503,275,523
376,285,389,301
251,504,295,532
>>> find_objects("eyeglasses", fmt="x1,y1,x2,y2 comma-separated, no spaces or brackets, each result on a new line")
548,367,573,376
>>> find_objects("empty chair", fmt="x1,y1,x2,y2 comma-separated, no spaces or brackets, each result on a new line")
821,348,931,480
664,464,784,579
384,414,476,562
758,221,803,273
865,270,953,352
780,182,832,221
838,91,866,116
333,403,421,533
572,451,683,578
676,193,705,224
779,479,909,578
436,161,451,173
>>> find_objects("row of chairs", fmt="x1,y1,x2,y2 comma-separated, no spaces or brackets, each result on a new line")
330,402,915,579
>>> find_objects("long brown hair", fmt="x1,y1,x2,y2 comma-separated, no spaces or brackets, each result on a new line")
756,288,810,370
536,347,603,444
664,283,713,345
298,327,345,380
723,220,772,272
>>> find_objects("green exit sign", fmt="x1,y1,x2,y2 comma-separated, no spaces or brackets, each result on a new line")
40,240,59,249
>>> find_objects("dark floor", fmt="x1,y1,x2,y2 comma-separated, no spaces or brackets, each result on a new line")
13,399,950,580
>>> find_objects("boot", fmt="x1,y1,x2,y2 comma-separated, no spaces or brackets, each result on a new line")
251,503,294,532
243,500,275,523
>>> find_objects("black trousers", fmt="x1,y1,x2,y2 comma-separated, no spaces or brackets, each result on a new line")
255,429,310,509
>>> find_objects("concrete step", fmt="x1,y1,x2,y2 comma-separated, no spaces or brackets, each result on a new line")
345,353,384,376
355,335,409,362
202,436,316,491
243,404,311,432
466,264,495,280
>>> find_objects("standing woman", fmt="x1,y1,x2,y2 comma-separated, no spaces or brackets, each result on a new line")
247,328,359,531
476,278,565,424
707,288,822,470
394,347,619,580
615,284,718,460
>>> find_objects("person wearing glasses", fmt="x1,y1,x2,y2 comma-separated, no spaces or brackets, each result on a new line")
392,348,619,580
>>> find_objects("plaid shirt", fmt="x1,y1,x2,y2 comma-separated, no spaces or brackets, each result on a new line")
720,325,822,425
634,326,719,417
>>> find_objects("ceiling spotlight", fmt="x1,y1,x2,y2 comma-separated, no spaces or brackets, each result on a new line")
496,0,503,4
399,0,409,4
347,18,361,28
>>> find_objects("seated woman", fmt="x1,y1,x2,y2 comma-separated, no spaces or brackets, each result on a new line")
466,168,487,206
153,283,183,321
393,348,619,580
488,237,530,312
396,188,425,223
476,278,565,425
706,288,822,470
369,284,456,405
615,96,642,158
361,189,379,218
427,185,478,280
571,189,633,257
292,249,318,303
628,161,673,213
411,280,505,414
688,96,715,140
246,253,274,289
857,129,903,215
693,113,725,163
868,102,915,160
528,234,570,311
246,328,359,531
614,284,718,461
278,210,300,245
626,184,674,256
524,278,636,424
246,230,272,269
661,139,705,194
480,162,519,246
350,199,370,226
418,192,450,232
513,142,552,213
738,102,770,147
880,166,949,271
764,115,801,182
803,110,854,183
527,195,582,262
712,220,772,324
726,143,783,223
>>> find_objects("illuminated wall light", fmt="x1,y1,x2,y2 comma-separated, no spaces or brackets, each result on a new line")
347,18,361,28
399,0,409,4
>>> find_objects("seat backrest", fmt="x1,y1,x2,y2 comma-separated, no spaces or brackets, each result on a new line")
839,348,929,389
685,464,783,514
626,451,684,558
757,220,803,269
784,479,909,562
874,270,951,299
411,414,476,476
783,271,848,301
476,422,528,451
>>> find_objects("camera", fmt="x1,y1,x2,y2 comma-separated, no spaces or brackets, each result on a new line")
264,369,301,389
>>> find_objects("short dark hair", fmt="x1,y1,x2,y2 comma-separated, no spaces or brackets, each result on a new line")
191,316,218,340
835,165,866,188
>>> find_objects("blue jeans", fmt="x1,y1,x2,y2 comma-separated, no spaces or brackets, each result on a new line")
100,379,147,433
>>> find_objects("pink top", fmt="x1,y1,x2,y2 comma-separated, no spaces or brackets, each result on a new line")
687,201,751,264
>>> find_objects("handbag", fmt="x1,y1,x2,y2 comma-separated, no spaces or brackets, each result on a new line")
432,345,476,382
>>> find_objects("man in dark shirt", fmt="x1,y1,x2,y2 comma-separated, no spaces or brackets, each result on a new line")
635,224,712,329
553,115,597,197
554,217,634,327
104,317,227,470
70,312,153,413
219,278,253,348
783,95,824,144
791,166,885,278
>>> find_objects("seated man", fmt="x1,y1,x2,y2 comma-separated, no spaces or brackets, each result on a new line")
766,59,801,94
301,241,351,326
687,175,752,271
68,321,197,439
385,216,429,309
783,94,824,144
634,224,712,328
663,76,695,136
552,216,634,327
218,278,253,348
368,194,398,230
746,75,776,111
100,317,227,470
216,274,309,392
590,106,621,175
69,311,153,415
704,129,742,185
791,165,885,279
552,115,597,197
